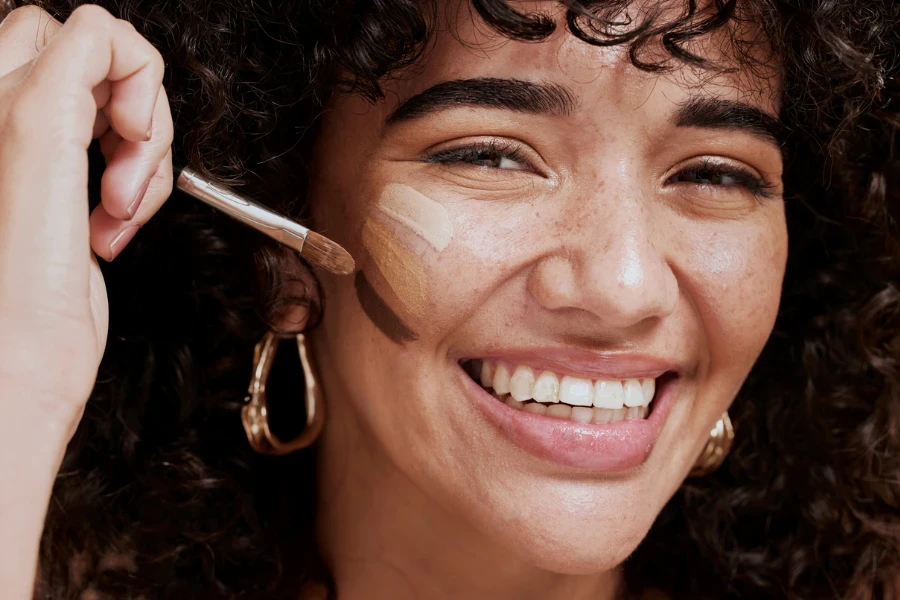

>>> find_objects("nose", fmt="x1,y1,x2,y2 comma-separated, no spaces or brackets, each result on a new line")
526,198,679,330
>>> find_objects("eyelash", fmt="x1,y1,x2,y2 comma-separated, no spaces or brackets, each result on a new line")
425,140,532,172
425,141,776,199
666,158,777,200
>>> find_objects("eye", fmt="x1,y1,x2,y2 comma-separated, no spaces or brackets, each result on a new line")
666,158,777,200
425,139,534,172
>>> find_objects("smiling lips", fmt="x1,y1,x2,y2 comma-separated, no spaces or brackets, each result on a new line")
462,356,678,471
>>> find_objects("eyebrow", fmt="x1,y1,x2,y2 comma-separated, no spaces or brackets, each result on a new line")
387,78,783,149
674,97,784,146
386,78,577,123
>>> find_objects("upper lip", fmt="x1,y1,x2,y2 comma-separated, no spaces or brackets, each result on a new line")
464,347,684,380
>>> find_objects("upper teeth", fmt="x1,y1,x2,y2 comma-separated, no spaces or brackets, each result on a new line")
479,361,655,409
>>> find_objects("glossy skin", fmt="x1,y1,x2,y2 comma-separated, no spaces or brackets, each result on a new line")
305,6,786,600
0,2,785,600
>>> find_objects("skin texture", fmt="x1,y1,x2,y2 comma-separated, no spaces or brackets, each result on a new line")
299,3,787,600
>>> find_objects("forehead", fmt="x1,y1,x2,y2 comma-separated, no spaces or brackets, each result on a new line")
387,0,779,116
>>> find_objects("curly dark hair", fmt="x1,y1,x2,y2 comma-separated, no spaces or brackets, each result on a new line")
8,0,899,598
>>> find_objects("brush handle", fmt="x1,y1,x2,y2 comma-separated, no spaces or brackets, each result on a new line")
173,166,310,253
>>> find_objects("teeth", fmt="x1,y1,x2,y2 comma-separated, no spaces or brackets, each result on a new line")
523,402,547,415
559,376,593,406
480,361,495,388
623,379,644,407
500,396,650,423
593,380,625,409
476,360,660,420
641,378,655,403
532,371,560,403
571,406,594,423
547,403,572,419
493,364,511,395
592,408,615,425
504,396,522,410
509,366,536,401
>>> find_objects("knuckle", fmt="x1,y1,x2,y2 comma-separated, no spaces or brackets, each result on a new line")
129,31,165,82
150,49,165,79
114,19,163,72
68,4,113,30
117,17,137,33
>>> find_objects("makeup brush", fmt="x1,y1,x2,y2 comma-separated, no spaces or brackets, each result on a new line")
173,166,355,276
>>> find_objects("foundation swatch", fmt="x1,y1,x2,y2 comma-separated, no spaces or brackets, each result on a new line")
377,184,453,252
355,271,418,343
361,218,427,318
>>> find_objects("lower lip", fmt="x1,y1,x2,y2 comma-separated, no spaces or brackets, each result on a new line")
462,368,676,472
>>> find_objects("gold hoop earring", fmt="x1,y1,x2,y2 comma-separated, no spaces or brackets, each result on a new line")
689,411,734,477
241,331,325,455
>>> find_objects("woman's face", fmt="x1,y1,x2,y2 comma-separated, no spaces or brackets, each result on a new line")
304,3,786,575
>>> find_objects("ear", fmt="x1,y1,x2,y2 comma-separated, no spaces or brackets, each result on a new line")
273,259,321,333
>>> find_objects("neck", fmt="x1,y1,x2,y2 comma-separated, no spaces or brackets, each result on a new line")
313,398,624,600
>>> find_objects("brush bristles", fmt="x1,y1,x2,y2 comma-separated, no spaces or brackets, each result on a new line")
301,231,356,275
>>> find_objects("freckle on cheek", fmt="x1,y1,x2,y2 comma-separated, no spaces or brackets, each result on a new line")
361,219,427,317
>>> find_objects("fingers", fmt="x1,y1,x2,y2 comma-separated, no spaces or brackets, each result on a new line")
0,8,113,140
99,86,174,222
0,5,172,225
27,4,164,146
0,4,168,290
90,147,174,261
0,5,61,77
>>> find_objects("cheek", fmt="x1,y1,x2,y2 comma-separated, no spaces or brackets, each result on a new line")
355,193,528,340
418,199,538,306
679,218,788,375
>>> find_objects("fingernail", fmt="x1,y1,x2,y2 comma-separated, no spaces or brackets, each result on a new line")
109,225,141,260
128,179,151,219
144,115,154,141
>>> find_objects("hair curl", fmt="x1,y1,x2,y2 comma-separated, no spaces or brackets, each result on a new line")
8,0,900,598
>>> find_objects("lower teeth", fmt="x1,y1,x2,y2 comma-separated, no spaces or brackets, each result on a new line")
491,391,649,424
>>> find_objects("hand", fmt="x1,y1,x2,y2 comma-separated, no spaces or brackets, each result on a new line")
0,5,174,596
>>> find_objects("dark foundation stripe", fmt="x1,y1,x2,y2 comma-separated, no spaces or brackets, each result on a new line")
355,271,418,343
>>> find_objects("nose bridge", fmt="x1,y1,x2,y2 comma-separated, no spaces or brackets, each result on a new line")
529,182,679,329
585,198,653,292
579,193,677,325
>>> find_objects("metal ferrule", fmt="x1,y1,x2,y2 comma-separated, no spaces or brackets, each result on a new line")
175,167,309,253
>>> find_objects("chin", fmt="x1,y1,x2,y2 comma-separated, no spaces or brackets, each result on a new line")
453,471,666,575
493,512,652,575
